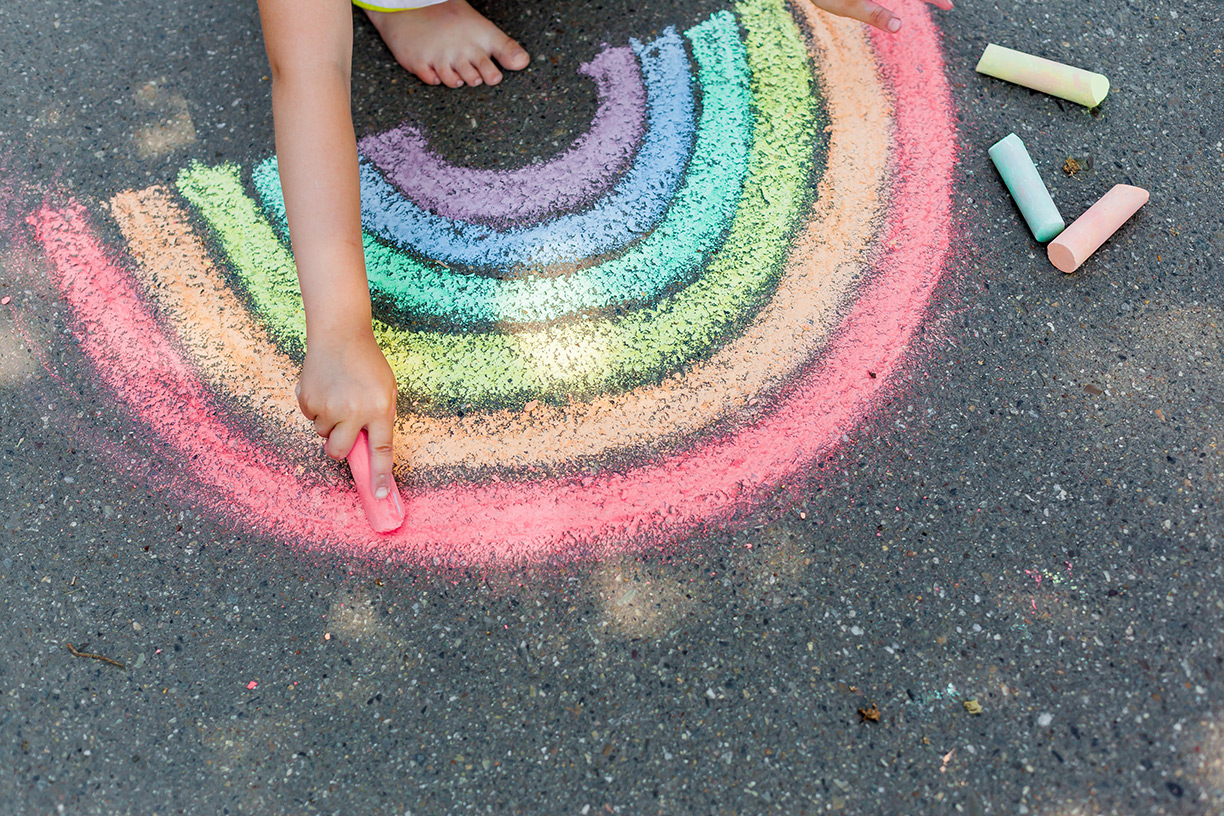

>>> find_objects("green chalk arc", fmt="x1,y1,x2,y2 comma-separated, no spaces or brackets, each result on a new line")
176,0,823,413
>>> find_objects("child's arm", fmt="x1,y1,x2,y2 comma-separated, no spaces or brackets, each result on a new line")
807,0,953,32
258,0,399,499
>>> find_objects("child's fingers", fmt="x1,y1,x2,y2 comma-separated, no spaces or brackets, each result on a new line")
325,421,360,462
364,419,397,500
829,0,902,32
926,0,954,10
313,413,337,439
296,382,315,421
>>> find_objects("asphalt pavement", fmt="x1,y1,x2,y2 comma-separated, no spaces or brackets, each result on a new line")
1,0,1222,813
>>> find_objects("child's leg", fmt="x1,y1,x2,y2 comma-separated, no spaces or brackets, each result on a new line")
361,0,529,88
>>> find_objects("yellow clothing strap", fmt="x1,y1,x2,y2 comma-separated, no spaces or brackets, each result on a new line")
353,0,448,10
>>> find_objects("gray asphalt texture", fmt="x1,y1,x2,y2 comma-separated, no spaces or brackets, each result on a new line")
1,0,1222,814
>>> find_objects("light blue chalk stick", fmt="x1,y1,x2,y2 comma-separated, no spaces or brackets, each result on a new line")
988,133,1065,243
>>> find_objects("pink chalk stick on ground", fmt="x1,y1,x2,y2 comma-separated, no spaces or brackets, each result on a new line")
344,430,405,533
1047,184,1149,273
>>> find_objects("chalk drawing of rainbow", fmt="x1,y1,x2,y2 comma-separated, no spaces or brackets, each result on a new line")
28,0,954,566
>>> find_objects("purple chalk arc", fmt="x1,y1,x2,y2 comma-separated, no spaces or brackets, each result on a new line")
361,45,646,227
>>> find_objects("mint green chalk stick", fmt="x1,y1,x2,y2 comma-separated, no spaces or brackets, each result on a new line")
988,133,1065,243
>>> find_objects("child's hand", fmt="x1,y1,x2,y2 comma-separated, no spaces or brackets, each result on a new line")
297,329,398,499
807,0,952,33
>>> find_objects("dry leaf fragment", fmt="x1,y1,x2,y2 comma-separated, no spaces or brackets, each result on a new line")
858,703,881,723
963,699,982,715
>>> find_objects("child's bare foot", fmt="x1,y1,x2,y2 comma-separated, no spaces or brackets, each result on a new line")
364,0,530,88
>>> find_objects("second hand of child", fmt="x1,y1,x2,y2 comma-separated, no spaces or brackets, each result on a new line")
808,0,953,33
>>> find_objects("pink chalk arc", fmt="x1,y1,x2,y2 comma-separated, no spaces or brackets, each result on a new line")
34,0,956,566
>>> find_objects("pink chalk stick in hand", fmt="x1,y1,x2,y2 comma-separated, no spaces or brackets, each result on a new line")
344,430,405,533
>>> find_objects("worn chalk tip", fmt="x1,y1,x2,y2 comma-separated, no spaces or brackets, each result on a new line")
1047,241,1080,274
1033,218,1066,244
1086,75,1110,108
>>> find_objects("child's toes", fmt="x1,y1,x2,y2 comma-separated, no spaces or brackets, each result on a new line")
457,61,484,87
411,63,442,85
474,56,503,86
435,63,465,88
493,36,529,71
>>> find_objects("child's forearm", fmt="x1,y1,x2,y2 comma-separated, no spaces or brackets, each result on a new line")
256,0,399,504
273,71,373,345
260,0,372,347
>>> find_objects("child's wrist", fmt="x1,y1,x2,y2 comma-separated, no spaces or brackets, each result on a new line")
305,314,377,353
